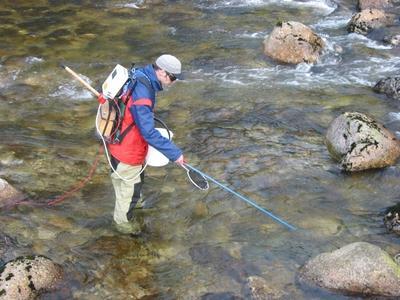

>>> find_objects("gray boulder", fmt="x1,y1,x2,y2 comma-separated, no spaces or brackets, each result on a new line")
347,9,395,34
298,242,400,297
373,76,400,99
325,112,400,171
0,255,62,299
263,21,325,64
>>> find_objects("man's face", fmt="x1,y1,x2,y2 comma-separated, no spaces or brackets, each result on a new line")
156,69,176,87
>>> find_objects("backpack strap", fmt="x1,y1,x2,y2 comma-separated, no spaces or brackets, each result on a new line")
114,76,153,144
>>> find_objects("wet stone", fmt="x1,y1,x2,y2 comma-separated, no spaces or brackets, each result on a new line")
373,76,400,100
325,112,400,171
384,202,400,234
298,242,400,297
0,255,62,300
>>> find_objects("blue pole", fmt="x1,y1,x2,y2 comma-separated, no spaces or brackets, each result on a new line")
185,163,297,231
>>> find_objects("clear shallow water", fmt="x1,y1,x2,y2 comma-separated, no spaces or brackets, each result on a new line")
1,0,400,298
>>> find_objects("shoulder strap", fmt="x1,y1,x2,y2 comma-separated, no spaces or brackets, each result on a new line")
113,71,153,144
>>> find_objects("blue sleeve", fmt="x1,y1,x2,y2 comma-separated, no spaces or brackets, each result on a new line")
130,104,182,162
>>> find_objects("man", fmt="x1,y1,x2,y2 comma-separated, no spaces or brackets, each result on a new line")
98,54,185,235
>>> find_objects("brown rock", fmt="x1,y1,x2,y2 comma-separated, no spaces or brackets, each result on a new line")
263,21,325,64
347,9,395,34
358,0,392,10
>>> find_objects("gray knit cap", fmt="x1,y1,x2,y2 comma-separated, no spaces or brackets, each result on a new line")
155,54,183,79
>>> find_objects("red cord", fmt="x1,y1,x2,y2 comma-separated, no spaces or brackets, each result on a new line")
46,145,104,206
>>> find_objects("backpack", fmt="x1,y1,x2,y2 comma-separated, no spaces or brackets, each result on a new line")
96,66,152,144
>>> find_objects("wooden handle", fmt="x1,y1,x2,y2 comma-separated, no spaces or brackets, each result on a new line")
60,64,100,97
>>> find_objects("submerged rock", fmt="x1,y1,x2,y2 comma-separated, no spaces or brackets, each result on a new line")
325,112,400,171
298,242,400,297
263,21,325,64
373,76,400,99
244,276,287,299
0,255,62,299
347,9,395,35
189,244,260,284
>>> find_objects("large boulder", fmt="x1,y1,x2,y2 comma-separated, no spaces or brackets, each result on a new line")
358,0,392,10
298,242,400,297
0,255,62,299
263,21,325,64
347,9,395,34
325,112,400,171
373,76,400,100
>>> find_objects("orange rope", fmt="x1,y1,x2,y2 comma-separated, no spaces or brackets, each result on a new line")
47,145,104,206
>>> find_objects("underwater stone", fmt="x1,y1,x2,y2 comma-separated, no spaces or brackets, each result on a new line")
244,276,287,299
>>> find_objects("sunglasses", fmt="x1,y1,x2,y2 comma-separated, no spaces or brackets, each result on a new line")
165,71,177,82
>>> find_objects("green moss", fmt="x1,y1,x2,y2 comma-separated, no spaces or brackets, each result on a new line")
0,289,5,296
382,253,400,278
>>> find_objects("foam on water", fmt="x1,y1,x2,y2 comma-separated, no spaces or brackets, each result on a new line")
197,0,337,15
115,0,144,9
312,15,351,30
201,51,400,89
347,33,393,50
50,79,94,100
25,56,44,64
388,112,400,122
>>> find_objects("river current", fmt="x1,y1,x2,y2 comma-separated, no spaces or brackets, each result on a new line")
1,0,400,299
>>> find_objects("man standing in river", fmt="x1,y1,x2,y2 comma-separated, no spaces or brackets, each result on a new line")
98,54,185,235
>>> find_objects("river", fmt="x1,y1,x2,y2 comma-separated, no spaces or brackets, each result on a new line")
1,0,400,299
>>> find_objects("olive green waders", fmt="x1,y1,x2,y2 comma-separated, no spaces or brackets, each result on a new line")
110,160,144,234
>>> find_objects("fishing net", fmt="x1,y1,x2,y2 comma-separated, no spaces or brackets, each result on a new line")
185,166,209,190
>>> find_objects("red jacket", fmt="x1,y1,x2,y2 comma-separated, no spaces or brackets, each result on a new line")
108,98,150,165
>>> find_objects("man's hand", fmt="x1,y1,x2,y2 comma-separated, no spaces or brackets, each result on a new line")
175,154,185,166
97,93,107,104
